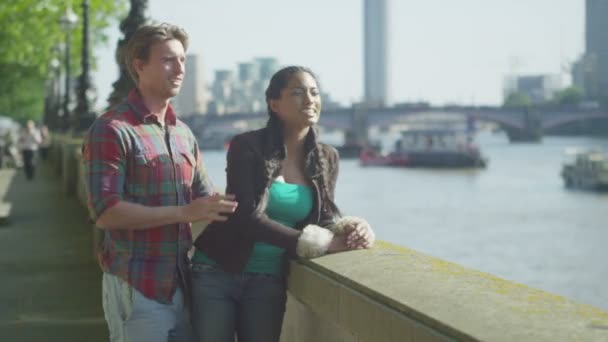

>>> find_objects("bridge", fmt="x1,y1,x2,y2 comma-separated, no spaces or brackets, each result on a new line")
184,106,608,143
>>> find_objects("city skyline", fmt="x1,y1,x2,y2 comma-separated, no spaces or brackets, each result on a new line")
92,0,584,109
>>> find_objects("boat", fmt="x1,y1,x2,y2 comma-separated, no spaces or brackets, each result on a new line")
359,148,409,166
561,149,608,190
360,128,487,168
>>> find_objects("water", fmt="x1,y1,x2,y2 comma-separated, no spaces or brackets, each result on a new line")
200,132,608,311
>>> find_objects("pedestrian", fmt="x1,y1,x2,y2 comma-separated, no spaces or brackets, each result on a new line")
82,23,238,342
191,66,375,342
18,120,41,180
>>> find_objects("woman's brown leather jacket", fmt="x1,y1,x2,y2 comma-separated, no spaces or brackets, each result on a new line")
193,127,339,273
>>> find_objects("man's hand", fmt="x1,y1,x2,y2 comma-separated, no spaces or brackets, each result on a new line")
181,193,238,223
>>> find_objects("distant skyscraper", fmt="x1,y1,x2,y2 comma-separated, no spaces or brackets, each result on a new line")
364,0,389,107
256,57,280,81
585,0,608,100
174,54,207,115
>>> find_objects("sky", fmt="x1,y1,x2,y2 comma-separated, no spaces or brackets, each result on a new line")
92,0,584,109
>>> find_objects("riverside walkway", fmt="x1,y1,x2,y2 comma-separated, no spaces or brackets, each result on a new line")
0,165,107,341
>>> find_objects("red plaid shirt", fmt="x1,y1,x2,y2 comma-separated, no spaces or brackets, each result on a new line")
82,89,213,303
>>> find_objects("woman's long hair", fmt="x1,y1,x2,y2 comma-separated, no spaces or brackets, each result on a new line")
265,66,341,219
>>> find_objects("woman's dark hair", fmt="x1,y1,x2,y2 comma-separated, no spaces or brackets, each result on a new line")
264,66,341,219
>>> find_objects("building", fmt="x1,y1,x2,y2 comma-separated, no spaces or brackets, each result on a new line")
584,0,608,100
173,54,207,115
207,57,341,115
256,57,280,81
504,75,563,104
235,62,262,112
363,0,389,107
571,54,597,98
208,70,236,115
208,57,280,115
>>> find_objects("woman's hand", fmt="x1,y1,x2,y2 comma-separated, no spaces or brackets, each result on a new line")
327,225,375,253
344,220,375,249
327,234,350,253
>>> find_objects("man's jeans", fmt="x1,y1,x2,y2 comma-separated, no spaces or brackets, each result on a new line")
190,263,287,342
102,272,192,342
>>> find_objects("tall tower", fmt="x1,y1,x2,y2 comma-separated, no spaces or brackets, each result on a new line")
364,0,389,107
585,0,608,100
174,54,207,115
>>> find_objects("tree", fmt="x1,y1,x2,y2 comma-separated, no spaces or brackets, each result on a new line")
553,86,584,106
0,0,126,122
503,92,531,108
107,0,148,109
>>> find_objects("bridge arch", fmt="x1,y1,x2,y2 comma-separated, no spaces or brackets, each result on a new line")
543,112,608,130
359,110,527,132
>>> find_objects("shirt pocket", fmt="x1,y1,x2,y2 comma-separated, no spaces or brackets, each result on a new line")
176,149,196,196
178,150,196,186
127,151,172,199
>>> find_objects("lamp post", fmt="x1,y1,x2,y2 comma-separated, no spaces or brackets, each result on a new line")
44,58,61,129
107,0,149,108
59,5,78,131
74,0,97,132
52,44,64,128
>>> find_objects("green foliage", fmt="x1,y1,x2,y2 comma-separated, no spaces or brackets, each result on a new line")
552,86,584,106
0,0,126,122
503,92,531,108
0,64,45,123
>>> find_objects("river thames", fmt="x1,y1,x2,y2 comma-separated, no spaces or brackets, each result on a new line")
199,132,608,311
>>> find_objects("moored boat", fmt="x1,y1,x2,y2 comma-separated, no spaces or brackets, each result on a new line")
561,149,608,190
360,128,487,168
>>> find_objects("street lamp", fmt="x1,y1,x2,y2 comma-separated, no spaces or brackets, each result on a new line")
74,0,97,132
59,5,78,131
44,58,61,129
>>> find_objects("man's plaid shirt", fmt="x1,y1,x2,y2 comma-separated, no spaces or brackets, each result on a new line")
82,89,213,303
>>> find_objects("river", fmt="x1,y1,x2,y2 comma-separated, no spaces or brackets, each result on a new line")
199,132,608,311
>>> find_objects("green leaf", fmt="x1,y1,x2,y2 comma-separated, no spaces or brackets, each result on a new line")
0,0,127,122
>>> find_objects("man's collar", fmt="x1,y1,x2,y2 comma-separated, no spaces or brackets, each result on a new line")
127,88,177,126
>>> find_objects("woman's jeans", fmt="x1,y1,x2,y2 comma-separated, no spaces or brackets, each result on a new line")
191,263,287,342
21,149,35,180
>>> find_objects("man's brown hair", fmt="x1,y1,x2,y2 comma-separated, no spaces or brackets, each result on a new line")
123,23,189,83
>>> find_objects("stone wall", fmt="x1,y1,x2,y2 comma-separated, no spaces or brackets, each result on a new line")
52,137,608,342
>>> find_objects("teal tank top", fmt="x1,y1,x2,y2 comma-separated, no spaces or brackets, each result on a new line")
192,181,313,275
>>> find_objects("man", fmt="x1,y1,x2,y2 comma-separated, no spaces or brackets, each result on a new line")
82,23,237,342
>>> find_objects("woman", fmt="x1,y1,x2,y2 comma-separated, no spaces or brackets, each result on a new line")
191,66,375,342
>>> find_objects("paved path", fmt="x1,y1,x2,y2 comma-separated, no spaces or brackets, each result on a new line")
0,164,107,341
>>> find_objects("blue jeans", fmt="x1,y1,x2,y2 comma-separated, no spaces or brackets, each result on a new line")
102,273,193,342
190,263,287,342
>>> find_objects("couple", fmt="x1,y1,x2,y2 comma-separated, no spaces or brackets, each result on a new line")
82,23,375,342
